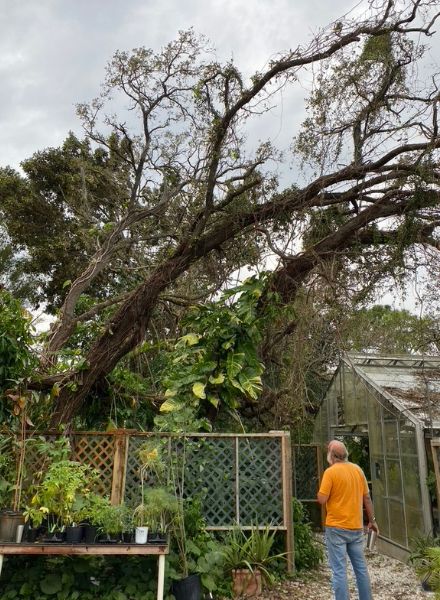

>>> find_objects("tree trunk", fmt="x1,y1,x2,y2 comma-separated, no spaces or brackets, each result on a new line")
48,187,436,426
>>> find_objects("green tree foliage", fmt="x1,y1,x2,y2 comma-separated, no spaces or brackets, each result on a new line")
344,305,440,354
158,276,269,421
0,290,36,393
0,133,132,311
0,4,438,427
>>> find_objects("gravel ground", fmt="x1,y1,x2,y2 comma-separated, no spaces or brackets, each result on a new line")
259,546,435,599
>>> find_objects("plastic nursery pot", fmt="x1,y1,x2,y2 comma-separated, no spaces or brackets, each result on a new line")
148,531,167,544
135,526,149,544
171,574,202,600
121,531,133,543
65,525,84,544
42,530,66,543
23,522,39,543
82,524,98,544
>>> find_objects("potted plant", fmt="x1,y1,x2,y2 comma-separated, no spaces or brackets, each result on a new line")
27,459,95,542
76,493,110,544
413,545,440,593
171,491,215,600
221,525,284,597
142,486,178,543
408,534,440,591
133,511,149,543
134,439,167,544
0,429,26,542
95,503,131,543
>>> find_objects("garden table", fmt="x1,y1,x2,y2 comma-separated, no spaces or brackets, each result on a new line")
0,542,169,600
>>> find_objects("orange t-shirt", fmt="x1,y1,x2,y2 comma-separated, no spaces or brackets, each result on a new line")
318,462,369,530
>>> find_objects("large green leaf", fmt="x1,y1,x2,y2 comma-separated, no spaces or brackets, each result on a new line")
40,574,62,595
230,379,245,393
209,372,225,384
178,333,200,346
226,352,245,378
238,369,263,399
160,397,183,413
201,574,217,592
207,395,219,408
192,382,206,399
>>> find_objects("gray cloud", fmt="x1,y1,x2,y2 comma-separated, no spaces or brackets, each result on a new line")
0,0,371,169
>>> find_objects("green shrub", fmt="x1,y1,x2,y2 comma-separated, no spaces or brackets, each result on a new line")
292,498,323,571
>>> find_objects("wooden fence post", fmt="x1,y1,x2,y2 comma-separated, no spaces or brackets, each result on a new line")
281,431,295,574
111,430,130,505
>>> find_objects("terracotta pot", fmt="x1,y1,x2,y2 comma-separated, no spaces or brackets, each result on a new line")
232,569,262,598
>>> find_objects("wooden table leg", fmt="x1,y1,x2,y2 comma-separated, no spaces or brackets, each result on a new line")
157,554,165,600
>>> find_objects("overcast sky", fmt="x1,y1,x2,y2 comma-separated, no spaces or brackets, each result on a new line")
0,0,359,171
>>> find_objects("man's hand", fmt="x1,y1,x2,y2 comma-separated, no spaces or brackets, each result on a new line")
368,520,379,535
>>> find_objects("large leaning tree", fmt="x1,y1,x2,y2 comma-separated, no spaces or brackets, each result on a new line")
2,0,440,427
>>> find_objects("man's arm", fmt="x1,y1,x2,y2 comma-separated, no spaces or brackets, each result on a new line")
363,494,379,533
317,492,328,505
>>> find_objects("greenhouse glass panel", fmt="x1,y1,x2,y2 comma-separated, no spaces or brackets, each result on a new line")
388,499,407,547
336,367,346,426
370,458,389,538
383,417,399,458
353,378,368,424
406,506,425,540
401,455,422,508
399,421,418,456
343,368,357,425
385,458,403,499
367,393,383,456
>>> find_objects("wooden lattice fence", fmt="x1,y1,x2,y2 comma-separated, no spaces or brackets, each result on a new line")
11,430,297,572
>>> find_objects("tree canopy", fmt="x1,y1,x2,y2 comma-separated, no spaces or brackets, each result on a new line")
1,0,440,428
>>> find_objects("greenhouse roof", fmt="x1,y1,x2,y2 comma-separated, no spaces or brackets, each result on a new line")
344,353,440,429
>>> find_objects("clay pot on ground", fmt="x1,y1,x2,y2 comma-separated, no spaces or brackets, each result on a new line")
232,568,262,598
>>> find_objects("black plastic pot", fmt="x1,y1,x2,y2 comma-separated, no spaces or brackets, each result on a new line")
148,531,167,544
82,524,98,544
24,524,39,543
421,577,433,592
65,525,83,544
171,574,202,600
121,531,133,543
42,531,66,543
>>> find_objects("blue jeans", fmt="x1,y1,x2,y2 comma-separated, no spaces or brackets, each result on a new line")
325,527,372,600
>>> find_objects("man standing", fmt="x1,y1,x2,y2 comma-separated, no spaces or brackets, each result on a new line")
317,440,379,600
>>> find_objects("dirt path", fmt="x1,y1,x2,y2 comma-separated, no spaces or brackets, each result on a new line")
262,548,434,599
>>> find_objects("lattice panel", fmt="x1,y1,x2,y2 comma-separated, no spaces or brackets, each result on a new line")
13,432,291,531
238,438,283,525
21,434,58,500
293,445,320,500
180,437,236,526
71,435,115,497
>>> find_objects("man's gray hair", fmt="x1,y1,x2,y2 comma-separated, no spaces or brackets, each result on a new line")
330,441,349,462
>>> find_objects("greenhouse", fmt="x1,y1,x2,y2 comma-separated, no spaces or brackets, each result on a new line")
313,353,440,561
